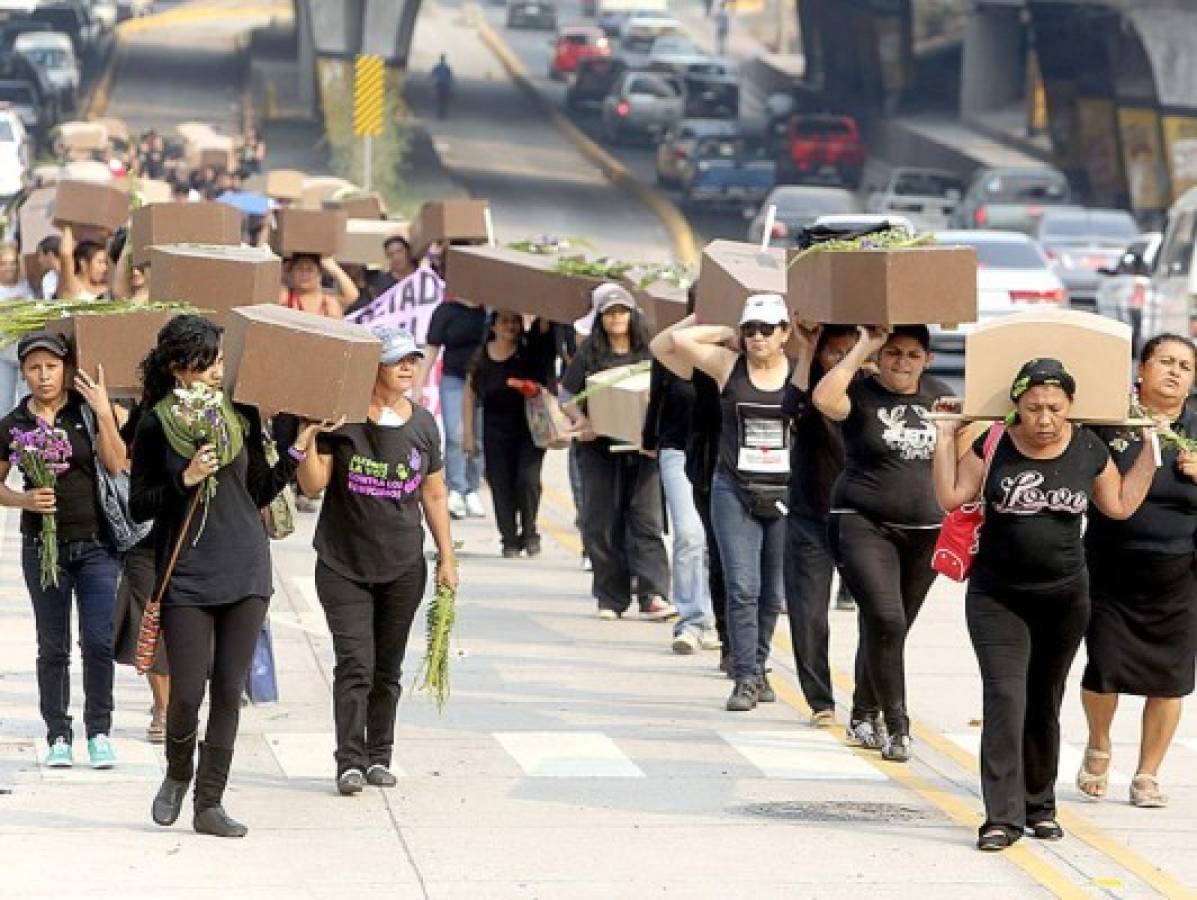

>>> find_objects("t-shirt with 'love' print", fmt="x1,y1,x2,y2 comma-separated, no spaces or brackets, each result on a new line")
972,425,1109,591
313,406,443,582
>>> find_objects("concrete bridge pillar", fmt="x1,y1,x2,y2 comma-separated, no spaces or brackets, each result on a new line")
960,3,1024,118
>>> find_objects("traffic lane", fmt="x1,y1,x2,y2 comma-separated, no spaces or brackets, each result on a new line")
407,2,673,260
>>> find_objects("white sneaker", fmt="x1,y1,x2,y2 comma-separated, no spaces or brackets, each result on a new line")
447,491,467,519
580,553,592,572
595,608,619,620
698,627,722,650
672,630,699,655
465,492,486,518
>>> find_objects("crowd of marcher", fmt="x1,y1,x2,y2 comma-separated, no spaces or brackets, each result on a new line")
0,196,1194,851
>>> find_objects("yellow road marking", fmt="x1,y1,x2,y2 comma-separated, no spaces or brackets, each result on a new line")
116,3,292,36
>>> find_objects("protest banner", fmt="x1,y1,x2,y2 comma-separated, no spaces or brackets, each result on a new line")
345,265,445,346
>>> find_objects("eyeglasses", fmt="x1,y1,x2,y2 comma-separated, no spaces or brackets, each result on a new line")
740,322,778,338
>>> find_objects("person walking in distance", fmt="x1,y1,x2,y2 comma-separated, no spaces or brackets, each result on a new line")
432,54,453,120
933,358,1155,851
1078,335,1197,809
813,325,948,761
714,2,730,56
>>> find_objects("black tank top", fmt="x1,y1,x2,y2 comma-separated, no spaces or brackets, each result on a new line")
717,355,792,491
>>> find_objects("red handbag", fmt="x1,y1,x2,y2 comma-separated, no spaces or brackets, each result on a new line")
931,424,1004,582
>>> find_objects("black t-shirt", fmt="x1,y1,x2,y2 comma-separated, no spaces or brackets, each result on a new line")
426,301,488,378
782,380,844,520
313,407,444,582
141,150,166,179
973,426,1110,591
717,356,792,490
832,375,948,526
1,392,102,543
1087,410,1197,556
468,328,556,435
685,369,722,491
561,339,651,454
642,360,695,453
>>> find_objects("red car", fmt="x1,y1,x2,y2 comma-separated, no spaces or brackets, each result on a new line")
549,27,610,80
777,114,867,188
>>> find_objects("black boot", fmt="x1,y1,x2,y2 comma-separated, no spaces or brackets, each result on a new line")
152,730,196,827
193,743,247,838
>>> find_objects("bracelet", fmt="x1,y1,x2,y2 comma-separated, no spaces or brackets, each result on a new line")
287,445,308,463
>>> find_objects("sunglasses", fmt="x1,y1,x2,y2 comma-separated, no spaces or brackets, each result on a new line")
740,322,778,338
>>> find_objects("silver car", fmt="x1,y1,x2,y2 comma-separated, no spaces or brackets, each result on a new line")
747,185,861,247
654,118,738,187
14,32,79,110
863,167,963,231
1036,208,1141,308
1095,233,1160,351
601,71,683,144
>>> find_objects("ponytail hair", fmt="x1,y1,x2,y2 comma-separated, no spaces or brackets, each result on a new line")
139,315,224,408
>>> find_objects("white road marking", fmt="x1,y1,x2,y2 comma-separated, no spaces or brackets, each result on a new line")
721,730,888,781
494,731,645,778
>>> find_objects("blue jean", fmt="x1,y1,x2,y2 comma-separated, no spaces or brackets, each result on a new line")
440,373,483,496
660,448,712,636
22,536,121,742
711,472,785,682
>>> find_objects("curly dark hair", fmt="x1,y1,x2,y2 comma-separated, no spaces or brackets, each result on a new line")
139,315,224,408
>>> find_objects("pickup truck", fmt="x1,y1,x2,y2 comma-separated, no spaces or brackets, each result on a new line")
776,114,866,188
601,70,683,144
679,135,775,210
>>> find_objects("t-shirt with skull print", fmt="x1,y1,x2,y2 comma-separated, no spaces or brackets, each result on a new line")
831,374,950,527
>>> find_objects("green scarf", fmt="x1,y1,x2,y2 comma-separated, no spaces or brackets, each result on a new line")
153,390,247,467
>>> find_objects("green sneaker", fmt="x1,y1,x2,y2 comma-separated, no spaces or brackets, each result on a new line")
45,737,73,768
88,735,117,770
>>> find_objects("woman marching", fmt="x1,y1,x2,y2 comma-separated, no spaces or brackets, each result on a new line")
1078,335,1197,809
131,315,329,837
934,358,1155,851
813,325,947,759
297,326,458,796
669,294,798,710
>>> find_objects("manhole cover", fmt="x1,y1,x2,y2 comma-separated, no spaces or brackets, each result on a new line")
737,801,931,823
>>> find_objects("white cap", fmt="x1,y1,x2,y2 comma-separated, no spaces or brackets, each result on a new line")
574,282,638,336
738,293,789,327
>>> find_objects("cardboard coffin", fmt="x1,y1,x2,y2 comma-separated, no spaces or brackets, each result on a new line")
324,192,387,220
130,178,174,205
585,365,651,446
409,199,489,257
149,244,282,323
300,176,355,210
60,160,114,184
266,168,306,202
222,305,381,423
632,280,688,335
339,219,409,268
183,132,235,173
56,121,107,154
962,309,1132,424
95,116,130,146
53,179,129,233
47,310,176,397
695,240,786,327
270,207,347,258
444,245,600,325
788,245,978,326
129,202,243,266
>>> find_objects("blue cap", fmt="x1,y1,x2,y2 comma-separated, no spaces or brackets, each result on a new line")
370,325,424,365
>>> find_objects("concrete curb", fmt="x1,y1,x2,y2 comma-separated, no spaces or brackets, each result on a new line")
475,14,700,267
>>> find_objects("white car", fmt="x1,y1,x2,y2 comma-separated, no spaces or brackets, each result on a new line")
1095,233,1161,352
91,0,119,30
0,108,31,200
930,230,1069,352
747,185,861,247
620,14,681,53
646,35,707,72
14,32,79,109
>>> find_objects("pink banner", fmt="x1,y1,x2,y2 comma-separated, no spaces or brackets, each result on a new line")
345,265,445,345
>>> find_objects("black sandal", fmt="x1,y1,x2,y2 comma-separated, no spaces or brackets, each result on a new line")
1028,820,1064,841
977,827,1014,852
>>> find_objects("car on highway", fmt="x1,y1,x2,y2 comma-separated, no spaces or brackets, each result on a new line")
564,54,626,110
619,13,680,53
747,185,861,247
596,1,662,37
1141,188,1197,344
775,113,866,188
679,134,774,210
28,2,101,59
929,229,1069,352
116,0,154,20
645,34,705,71
680,59,737,119
0,78,45,135
862,166,964,231
601,69,683,144
0,104,31,201
548,26,609,80
506,0,556,31
91,0,117,32
953,165,1073,233
1095,232,1161,351
14,30,77,110
1036,207,1141,308
654,117,738,187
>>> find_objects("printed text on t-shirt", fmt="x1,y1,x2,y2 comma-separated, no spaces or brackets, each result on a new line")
347,447,424,499
877,404,936,460
994,470,1088,515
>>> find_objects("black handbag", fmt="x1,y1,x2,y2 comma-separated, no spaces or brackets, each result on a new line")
80,405,152,552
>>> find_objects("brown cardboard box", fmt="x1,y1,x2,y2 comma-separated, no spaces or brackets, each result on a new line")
61,160,115,184
47,310,176,396
95,117,130,146
129,202,243,266
301,176,355,210
409,199,490,257
632,281,688,335
56,121,107,154
445,245,600,325
324,192,387,220
18,186,57,290
149,244,282,323
129,178,173,205
787,245,978,326
585,365,651,446
53,179,129,233
962,309,1132,424
270,208,347,258
266,169,307,202
696,240,786,327
339,219,409,268
192,137,235,173
222,305,381,423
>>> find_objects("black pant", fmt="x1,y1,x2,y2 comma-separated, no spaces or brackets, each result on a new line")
966,575,1089,834
577,442,670,611
783,513,836,712
162,597,268,750
315,559,426,775
483,423,545,552
693,485,729,649
830,513,938,734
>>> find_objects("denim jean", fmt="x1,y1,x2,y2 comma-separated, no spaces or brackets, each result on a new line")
22,536,121,743
710,472,785,682
659,448,712,636
568,440,587,550
440,373,483,496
